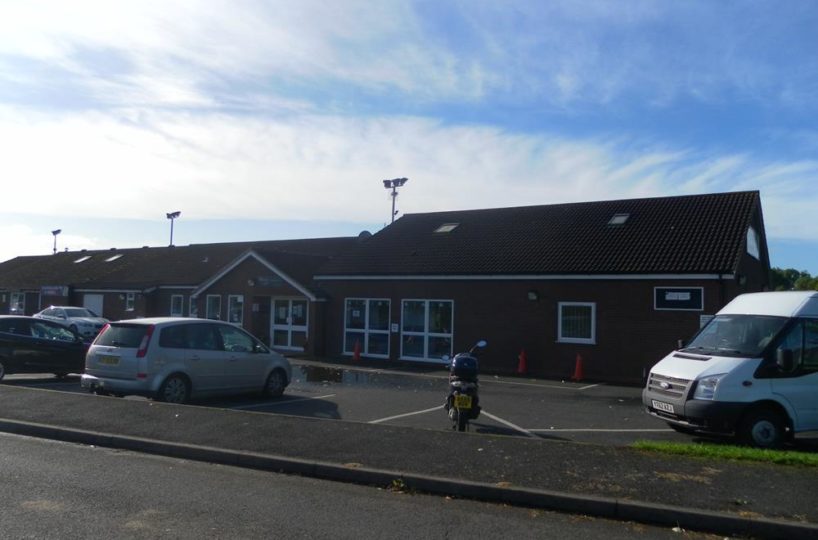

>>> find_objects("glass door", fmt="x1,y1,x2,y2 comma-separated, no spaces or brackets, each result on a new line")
271,298,308,350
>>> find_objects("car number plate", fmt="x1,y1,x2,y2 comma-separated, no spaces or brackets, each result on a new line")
652,400,674,414
98,355,119,366
454,394,472,410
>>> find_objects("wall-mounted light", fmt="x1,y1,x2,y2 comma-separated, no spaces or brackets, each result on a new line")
247,279,255,287
527,290,539,301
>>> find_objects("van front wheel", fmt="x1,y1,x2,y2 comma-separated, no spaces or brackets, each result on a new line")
738,408,785,448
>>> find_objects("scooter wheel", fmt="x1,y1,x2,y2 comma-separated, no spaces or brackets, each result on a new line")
456,410,468,432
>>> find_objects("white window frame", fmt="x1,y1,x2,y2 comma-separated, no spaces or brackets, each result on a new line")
343,298,391,359
189,297,199,318
125,292,135,312
228,295,244,326
400,299,454,361
557,302,596,345
10,292,25,314
206,295,222,320
170,295,184,317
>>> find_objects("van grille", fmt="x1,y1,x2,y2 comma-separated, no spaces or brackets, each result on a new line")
647,373,691,400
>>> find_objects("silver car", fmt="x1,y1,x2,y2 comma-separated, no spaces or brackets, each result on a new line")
81,318,291,404
34,306,108,340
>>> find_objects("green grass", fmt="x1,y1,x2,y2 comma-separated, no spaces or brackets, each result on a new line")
632,440,818,467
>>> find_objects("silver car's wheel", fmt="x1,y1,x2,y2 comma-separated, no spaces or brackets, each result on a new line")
264,370,286,398
157,375,190,404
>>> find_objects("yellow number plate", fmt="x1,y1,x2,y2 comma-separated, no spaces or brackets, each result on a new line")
98,355,119,366
454,394,472,410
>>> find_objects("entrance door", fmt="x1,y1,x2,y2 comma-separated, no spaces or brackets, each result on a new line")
83,294,104,317
271,298,308,351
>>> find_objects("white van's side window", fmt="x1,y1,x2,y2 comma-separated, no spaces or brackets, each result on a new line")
803,320,818,371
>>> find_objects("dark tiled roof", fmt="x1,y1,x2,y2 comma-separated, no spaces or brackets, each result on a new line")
0,237,358,291
316,191,763,276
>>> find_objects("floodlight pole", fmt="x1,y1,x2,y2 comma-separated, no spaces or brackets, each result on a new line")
166,211,181,246
382,177,408,223
51,229,61,255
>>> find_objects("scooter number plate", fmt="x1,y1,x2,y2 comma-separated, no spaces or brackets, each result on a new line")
454,395,472,410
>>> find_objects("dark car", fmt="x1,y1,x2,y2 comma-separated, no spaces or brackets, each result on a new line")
0,315,88,380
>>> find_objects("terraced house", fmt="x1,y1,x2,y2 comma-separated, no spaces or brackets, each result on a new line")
0,191,771,384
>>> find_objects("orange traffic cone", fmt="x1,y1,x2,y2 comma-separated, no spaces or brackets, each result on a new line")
571,353,584,382
352,339,361,362
517,349,528,374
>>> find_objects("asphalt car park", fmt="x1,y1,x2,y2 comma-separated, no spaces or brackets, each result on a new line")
1,358,693,446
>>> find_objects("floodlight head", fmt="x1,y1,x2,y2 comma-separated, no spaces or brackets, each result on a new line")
383,179,391,188
52,229,62,236
395,177,408,187
166,211,181,219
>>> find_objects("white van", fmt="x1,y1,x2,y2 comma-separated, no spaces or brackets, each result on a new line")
642,291,818,447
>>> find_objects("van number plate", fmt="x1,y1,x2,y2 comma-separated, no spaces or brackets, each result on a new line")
652,400,674,414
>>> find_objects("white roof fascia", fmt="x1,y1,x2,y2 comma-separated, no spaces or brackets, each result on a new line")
315,273,734,281
192,250,318,301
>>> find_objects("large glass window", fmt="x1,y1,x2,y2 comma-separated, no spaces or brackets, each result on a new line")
400,300,453,361
10,292,25,314
125,293,135,312
206,295,222,320
558,302,596,344
344,299,390,358
228,295,244,325
170,295,184,317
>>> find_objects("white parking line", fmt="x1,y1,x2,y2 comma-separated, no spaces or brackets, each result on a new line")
529,428,673,433
480,411,538,438
368,405,443,424
231,394,336,410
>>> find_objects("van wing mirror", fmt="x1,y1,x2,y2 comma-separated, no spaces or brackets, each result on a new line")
676,339,685,349
776,349,794,372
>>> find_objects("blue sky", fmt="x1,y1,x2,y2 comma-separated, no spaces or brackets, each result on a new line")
1,1,817,273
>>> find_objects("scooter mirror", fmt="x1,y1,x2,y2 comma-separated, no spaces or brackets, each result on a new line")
475,340,487,348
441,355,450,362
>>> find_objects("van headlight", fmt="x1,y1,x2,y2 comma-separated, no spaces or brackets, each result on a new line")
693,374,726,400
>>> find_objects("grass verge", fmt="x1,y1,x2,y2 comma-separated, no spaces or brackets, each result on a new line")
632,440,818,467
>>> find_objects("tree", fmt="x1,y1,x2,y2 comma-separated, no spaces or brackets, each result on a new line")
771,267,818,291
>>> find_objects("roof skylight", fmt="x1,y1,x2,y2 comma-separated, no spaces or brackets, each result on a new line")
73,255,92,263
434,223,459,233
105,254,123,262
608,213,630,226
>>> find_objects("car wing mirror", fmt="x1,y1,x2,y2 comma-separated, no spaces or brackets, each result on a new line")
776,349,794,372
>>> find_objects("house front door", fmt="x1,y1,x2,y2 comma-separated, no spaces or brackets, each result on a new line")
271,298,308,351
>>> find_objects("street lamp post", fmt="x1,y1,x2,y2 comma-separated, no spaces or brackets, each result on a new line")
51,229,61,255
382,177,408,223
166,211,181,246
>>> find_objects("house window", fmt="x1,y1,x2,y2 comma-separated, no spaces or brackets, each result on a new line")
401,300,453,361
344,299,390,358
228,295,244,325
10,292,25,314
125,293,135,312
170,295,184,317
189,297,199,318
558,302,596,344
206,295,221,320
746,226,760,260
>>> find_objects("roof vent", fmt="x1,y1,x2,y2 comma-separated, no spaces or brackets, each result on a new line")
434,223,459,233
608,213,630,226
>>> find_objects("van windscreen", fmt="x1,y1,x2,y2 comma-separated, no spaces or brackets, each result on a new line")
683,315,788,357
95,324,148,348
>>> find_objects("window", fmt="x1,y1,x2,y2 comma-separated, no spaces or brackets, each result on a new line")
775,319,818,373
434,223,459,233
74,255,92,263
608,213,630,226
206,295,221,320
558,302,596,344
105,254,123,262
228,295,244,325
125,293,135,312
401,300,453,360
654,287,703,311
170,295,184,317
746,226,760,260
218,324,254,353
344,299,390,357
189,297,199,318
10,292,25,314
